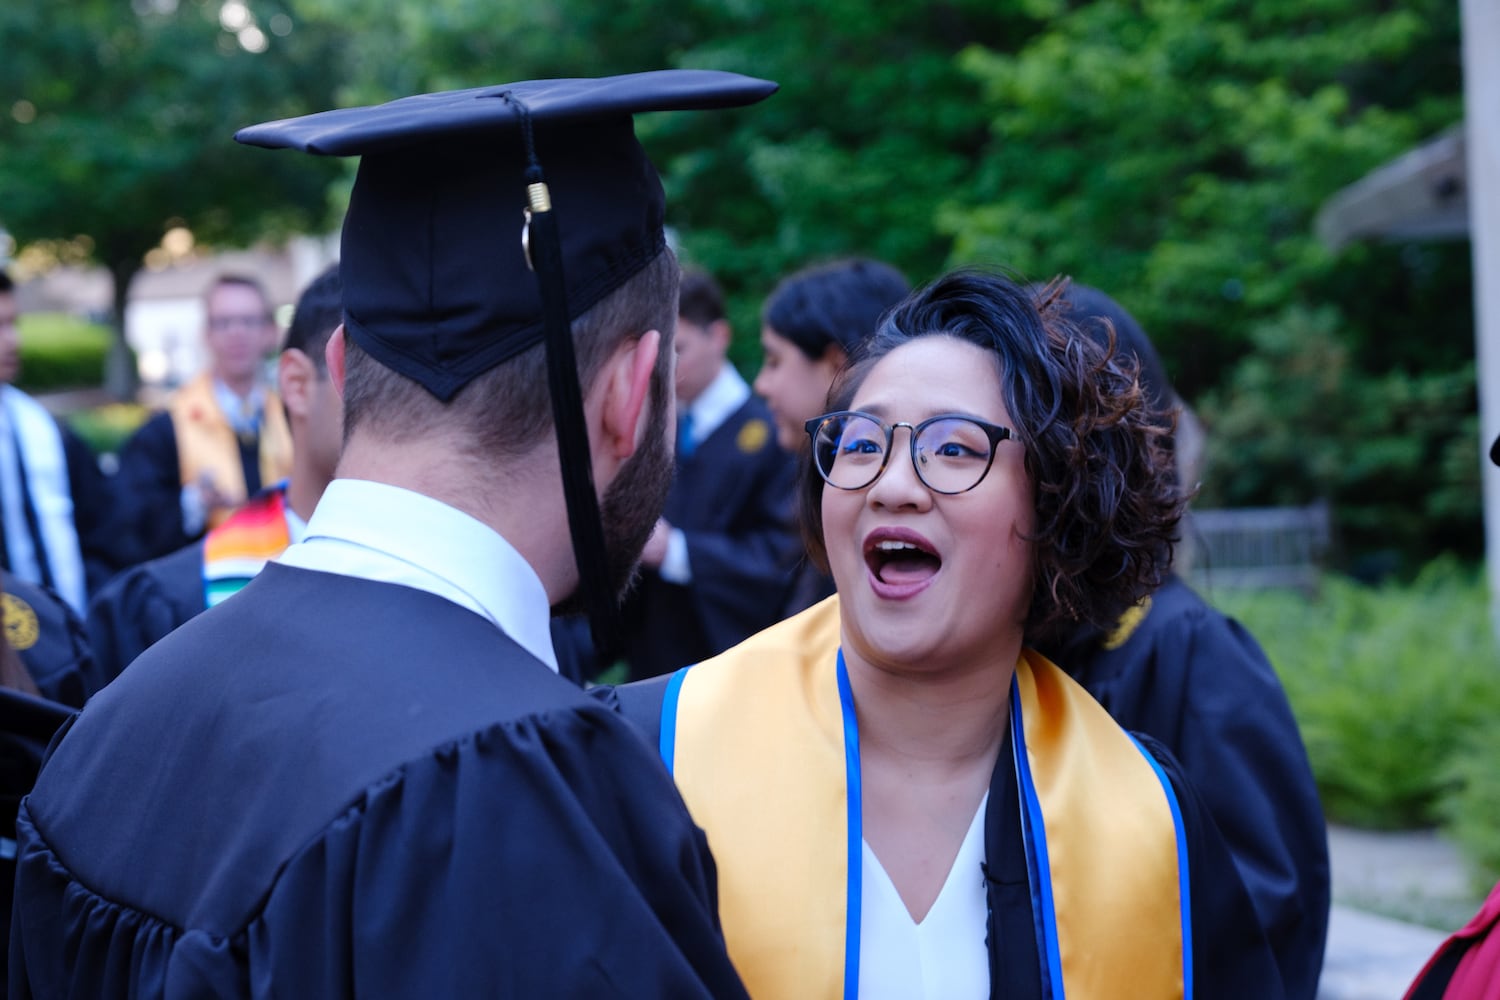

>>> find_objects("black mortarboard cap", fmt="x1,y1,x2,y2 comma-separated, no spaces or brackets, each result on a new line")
236,71,777,399
234,70,777,651
1056,283,1174,414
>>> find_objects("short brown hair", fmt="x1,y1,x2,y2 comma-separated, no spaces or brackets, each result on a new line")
342,247,680,457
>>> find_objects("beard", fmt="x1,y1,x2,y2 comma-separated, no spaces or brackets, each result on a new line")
552,374,674,617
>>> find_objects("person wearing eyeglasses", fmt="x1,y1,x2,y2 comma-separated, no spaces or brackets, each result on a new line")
115,273,293,563
610,270,1284,999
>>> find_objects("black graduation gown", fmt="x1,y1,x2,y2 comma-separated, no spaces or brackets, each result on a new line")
114,410,262,563
605,676,1286,999
3,571,101,707
1041,574,1330,1000
12,564,748,999
0,686,73,986
84,541,204,686
620,395,799,680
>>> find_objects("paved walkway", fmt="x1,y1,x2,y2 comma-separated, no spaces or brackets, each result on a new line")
1318,825,1487,999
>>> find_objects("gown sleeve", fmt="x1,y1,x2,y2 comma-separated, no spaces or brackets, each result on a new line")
4,572,101,707
84,544,205,686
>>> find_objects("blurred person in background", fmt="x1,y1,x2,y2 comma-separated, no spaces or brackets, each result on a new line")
0,270,124,613
115,272,292,563
753,257,909,614
616,268,800,680
87,264,343,685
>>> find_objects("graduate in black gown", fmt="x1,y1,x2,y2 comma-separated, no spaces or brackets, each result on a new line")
10,72,776,997
606,271,1285,999
1038,283,1330,1000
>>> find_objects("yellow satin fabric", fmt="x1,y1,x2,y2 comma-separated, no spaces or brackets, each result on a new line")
1015,647,1185,998
670,595,847,1000
667,594,1187,999
170,373,292,528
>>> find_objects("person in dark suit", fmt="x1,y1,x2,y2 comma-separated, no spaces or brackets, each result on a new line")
619,270,800,680
0,271,125,612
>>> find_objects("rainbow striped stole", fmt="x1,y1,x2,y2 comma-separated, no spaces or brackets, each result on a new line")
201,488,291,607
661,595,1190,999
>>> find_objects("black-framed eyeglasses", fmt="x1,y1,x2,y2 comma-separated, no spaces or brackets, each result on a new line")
804,410,1013,495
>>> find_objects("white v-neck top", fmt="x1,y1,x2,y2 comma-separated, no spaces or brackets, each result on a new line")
858,792,990,1000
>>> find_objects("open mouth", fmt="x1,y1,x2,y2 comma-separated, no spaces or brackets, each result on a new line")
865,536,942,588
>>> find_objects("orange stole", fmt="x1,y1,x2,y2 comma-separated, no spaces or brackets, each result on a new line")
201,489,291,607
169,373,292,529
662,595,1189,1000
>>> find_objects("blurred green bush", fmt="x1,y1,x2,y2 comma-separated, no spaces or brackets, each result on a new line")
14,312,115,393
1215,562,1500,856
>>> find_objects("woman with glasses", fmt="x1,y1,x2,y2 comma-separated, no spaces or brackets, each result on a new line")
612,269,1283,999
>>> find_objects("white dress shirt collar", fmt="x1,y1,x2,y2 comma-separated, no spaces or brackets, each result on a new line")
683,363,751,446
276,478,558,671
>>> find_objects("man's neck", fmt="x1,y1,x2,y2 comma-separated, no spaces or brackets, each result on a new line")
283,472,325,524
336,433,575,604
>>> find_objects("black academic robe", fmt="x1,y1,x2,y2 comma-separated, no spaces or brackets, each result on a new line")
620,395,799,680
0,686,73,984
606,676,1286,999
114,410,262,563
1041,574,1330,1000
3,571,101,707
84,541,204,687
11,565,748,998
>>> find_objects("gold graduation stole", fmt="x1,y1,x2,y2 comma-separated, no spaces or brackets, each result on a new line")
660,596,1190,1000
201,487,291,607
170,373,293,529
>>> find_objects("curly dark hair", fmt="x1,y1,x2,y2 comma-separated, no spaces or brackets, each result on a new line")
798,269,1184,648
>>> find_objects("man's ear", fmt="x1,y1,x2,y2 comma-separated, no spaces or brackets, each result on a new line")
708,317,733,353
325,326,347,399
278,348,317,420
598,329,662,461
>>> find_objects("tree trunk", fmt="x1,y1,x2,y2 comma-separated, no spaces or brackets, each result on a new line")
104,259,141,402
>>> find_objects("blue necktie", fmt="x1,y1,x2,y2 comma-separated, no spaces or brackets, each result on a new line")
677,412,696,460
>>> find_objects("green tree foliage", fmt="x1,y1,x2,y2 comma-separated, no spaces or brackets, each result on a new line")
290,0,1032,361
948,0,1472,567
0,0,346,391
949,0,1466,397
1199,306,1480,569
